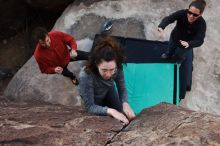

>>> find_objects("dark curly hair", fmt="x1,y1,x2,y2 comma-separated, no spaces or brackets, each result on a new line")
189,0,206,14
85,36,126,74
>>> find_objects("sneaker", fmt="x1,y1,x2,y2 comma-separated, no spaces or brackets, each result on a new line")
161,52,172,59
100,19,113,34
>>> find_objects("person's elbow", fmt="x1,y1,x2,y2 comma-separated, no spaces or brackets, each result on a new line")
84,104,95,114
196,39,204,47
200,39,204,46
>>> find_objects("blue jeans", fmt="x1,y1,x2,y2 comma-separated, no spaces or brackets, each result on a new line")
167,38,194,99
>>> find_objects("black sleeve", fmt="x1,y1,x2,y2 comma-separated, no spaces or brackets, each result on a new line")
188,20,206,48
158,10,185,29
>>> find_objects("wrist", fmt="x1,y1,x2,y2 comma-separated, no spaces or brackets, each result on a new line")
107,108,112,115
122,102,128,106
107,108,116,116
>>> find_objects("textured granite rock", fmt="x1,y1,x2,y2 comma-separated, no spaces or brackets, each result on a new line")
0,100,219,145
0,97,123,145
108,103,220,146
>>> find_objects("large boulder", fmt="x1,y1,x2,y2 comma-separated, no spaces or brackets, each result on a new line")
4,0,220,116
4,1,146,106
0,97,123,145
0,100,219,145
53,0,220,115
4,38,93,106
109,102,220,145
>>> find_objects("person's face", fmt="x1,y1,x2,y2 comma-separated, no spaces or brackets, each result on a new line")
187,6,201,24
97,60,117,80
39,35,51,48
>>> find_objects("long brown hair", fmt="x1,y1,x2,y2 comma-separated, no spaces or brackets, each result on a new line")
85,36,126,74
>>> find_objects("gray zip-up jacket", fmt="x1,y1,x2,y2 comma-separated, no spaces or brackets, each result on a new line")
78,68,128,115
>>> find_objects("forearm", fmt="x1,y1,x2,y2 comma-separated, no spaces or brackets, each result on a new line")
158,16,171,29
80,89,108,115
158,10,184,29
78,70,108,115
115,69,128,103
188,39,204,48
188,21,206,48
158,15,175,29
65,35,77,50
38,63,55,74
43,68,56,74
86,104,108,115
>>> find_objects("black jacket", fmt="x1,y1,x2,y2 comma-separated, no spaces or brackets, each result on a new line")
158,9,206,48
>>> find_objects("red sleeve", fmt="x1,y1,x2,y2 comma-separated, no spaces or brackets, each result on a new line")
60,32,77,51
34,54,55,74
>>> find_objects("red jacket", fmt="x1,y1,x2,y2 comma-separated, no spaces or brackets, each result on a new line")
34,31,77,74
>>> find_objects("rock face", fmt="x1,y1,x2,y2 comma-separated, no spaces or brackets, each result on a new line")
53,0,220,115
0,0,77,96
109,103,220,145
4,1,145,106
0,97,123,145
4,38,93,106
4,0,220,116
4,57,82,106
0,100,220,145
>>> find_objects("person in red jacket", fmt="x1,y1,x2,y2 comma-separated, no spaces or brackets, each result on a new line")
33,27,89,85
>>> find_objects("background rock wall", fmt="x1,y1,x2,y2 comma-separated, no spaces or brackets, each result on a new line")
53,0,220,115
3,0,220,116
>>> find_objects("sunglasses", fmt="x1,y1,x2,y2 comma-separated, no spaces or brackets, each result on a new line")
187,10,200,17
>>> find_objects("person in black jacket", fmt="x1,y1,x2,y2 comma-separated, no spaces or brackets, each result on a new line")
158,0,206,60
